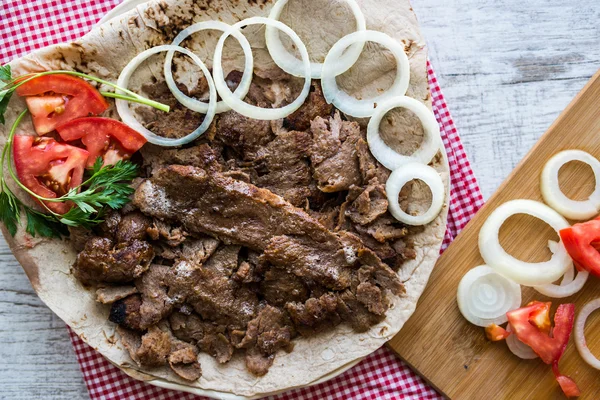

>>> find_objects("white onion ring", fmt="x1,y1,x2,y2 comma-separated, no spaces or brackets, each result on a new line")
116,45,217,147
265,0,366,78
165,20,253,114
386,163,445,226
321,30,410,117
506,324,539,359
367,96,441,170
457,265,522,327
213,17,311,120
534,263,588,298
541,149,600,220
479,199,572,286
575,298,600,369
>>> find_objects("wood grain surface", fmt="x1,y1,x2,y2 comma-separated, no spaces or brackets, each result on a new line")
0,1,598,399
388,70,600,399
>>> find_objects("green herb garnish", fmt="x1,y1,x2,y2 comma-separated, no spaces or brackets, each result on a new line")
0,65,170,124
0,110,139,237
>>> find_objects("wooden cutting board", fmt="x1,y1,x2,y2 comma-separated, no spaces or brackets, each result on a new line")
388,69,600,399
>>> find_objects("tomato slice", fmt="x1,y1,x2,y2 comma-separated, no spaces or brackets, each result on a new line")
13,135,89,215
552,362,581,398
16,74,109,135
506,302,575,365
528,301,552,334
560,219,600,277
485,324,510,341
56,117,147,167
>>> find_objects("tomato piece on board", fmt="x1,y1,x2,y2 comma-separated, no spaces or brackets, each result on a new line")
13,135,89,215
506,302,575,364
485,324,510,341
560,219,600,277
552,362,581,398
528,301,552,334
16,74,109,135
56,117,147,167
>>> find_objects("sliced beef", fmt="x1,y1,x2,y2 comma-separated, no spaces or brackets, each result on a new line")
166,259,259,329
253,130,314,207
262,235,353,290
203,245,240,277
284,81,333,131
285,293,341,337
134,166,358,290
355,282,385,315
216,110,273,160
260,268,308,307
116,212,152,243
356,137,390,184
135,264,176,329
137,82,207,139
345,183,388,225
245,346,274,377
355,216,408,243
336,289,385,332
141,143,222,174
169,344,201,381
170,312,233,364
358,248,405,296
110,294,143,330
97,210,122,239
137,326,171,367
96,285,138,304
73,237,153,285
147,220,187,247
310,114,362,192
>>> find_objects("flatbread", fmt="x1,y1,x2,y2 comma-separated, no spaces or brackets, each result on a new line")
0,0,449,397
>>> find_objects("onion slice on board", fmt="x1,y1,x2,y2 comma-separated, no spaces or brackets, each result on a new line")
265,0,366,78
386,162,445,226
321,30,410,118
116,45,217,147
534,264,588,298
506,324,539,359
575,298,600,369
165,20,253,114
457,265,522,327
367,96,441,170
479,199,572,286
541,149,600,220
212,17,311,120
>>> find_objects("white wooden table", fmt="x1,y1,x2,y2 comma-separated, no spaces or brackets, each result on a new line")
0,0,598,398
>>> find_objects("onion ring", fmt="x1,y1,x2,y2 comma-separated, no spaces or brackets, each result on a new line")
575,298,600,369
478,199,571,286
213,17,311,120
116,45,217,147
367,96,441,170
321,30,410,117
533,262,588,298
457,265,522,327
165,20,253,114
506,324,538,359
265,0,366,78
541,149,600,220
386,163,445,226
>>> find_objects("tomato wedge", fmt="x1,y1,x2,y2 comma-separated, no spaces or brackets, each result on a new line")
485,324,510,341
16,74,109,135
13,135,89,214
56,117,147,167
560,218,600,277
528,301,552,334
552,362,581,398
506,302,575,365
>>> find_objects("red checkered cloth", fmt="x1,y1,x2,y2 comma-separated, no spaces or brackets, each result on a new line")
1,1,485,399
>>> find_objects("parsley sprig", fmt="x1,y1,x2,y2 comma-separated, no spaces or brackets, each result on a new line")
0,64,170,124
0,110,139,238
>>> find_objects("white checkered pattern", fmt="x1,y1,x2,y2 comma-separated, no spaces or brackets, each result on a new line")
1,1,485,399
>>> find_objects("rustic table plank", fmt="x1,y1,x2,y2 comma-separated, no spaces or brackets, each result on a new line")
0,0,598,399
